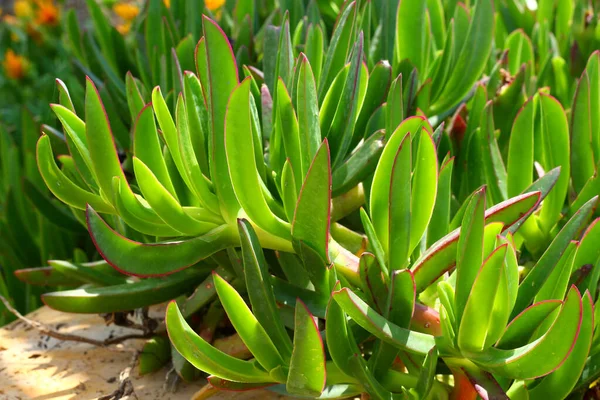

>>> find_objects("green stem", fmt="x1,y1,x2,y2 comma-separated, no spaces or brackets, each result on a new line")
331,183,365,222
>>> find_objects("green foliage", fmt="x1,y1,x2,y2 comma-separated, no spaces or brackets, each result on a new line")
5,0,600,398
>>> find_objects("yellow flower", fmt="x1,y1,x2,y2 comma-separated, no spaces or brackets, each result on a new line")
113,3,139,21
14,0,33,18
35,0,59,26
206,0,225,11
163,0,170,8
116,22,132,35
3,49,28,80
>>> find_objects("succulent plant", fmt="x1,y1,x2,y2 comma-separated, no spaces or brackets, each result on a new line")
9,0,600,398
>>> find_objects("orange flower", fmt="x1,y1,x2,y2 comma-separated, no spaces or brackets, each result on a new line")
35,0,59,26
3,49,28,80
113,3,139,21
163,0,170,8
116,22,132,35
205,0,225,11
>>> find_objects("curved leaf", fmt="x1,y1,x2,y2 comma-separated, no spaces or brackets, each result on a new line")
166,301,273,383
87,206,235,277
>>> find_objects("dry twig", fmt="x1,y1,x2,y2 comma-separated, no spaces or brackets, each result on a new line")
0,294,153,346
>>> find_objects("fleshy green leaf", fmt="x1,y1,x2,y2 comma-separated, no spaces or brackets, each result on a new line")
213,273,285,374
292,140,331,262
286,301,326,397
166,301,273,383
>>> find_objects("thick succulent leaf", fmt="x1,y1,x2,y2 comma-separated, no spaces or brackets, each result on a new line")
429,19,455,102
573,219,600,299
371,117,425,255
528,292,594,399
507,104,535,196
359,253,388,313
369,269,417,378
292,140,331,262
182,71,210,177
238,219,293,360
512,197,596,318
318,1,356,98
505,167,561,235
325,283,396,399
395,0,428,73
43,267,208,313
479,102,508,204
504,29,534,75
201,16,241,223
111,177,183,237
226,79,291,238
359,208,388,274
176,94,221,215
332,287,435,355
353,61,392,146
125,72,145,124
385,75,404,139
388,131,412,270
286,301,326,397
139,336,171,375
281,161,298,222
133,157,218,236
536,94,570,233
455,188,485,322
458,245,507,353
428,157,454,246
571,53,600,193
497,300,562,350
87,206,234,276
296,54,322,177
47,260,127,287
469,286,583,379
84,78,127,203
429,0,494,113
332,131,385,197
276,79,303,188
213,273,285,374
271,276,328,319
409,128,438,253
133,103,177,197
56,78,77,113
36,135,114,214
412,191,540,292
207,377,275,392
534,241,577,303
15,267,80,287
166,302,274,383
326,33,366,167
304,25,324,85
51,104,97,189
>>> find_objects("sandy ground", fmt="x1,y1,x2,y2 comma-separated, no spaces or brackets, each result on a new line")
0,305,284,400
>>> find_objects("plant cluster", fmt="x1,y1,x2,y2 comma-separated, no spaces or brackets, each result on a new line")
5,0,600,398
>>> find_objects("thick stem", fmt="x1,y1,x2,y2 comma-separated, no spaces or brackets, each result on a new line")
413,303,442,336
449,367,478,400
331,183,365,222
446,358,508,400
329,239,362,286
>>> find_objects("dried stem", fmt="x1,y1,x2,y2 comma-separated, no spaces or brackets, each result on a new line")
0,294,153,346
